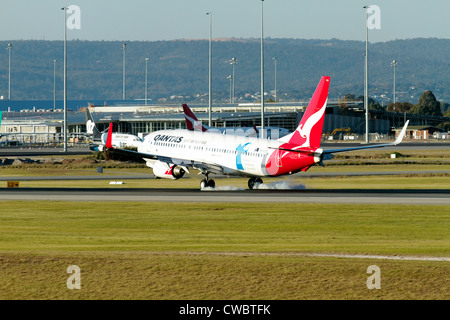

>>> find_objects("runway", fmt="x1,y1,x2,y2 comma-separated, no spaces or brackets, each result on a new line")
0,187,448,205
1,142,449,205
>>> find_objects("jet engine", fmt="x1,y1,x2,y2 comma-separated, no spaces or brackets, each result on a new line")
313,148,325,167
152,161,186,180
313,148,334,167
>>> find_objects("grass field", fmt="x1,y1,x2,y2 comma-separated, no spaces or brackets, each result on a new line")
0,201,448,299
0,149,449,300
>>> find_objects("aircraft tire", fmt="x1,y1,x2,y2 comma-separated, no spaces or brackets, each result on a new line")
207,179,215,188
248,177,263,189
201,179,215,189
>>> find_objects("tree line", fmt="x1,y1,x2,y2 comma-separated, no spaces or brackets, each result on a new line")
340,91,449,117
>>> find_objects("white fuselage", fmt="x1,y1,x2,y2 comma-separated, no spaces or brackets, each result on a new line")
139,129,319,178
101,133,143,149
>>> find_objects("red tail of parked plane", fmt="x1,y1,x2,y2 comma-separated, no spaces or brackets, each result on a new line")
182,104,209,132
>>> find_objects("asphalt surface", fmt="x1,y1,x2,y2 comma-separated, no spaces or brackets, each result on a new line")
0,187,448,205
1,143,448,205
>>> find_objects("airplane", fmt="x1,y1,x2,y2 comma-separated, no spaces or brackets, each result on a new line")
86,108,143,151
182,103,291,139
105,76,410,189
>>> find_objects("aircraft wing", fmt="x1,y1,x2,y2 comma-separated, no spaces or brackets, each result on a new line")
104,123,238,176
192,162,232,175
107,143,233,175
322,120,409,155
103,123,201,172
105,136,189,165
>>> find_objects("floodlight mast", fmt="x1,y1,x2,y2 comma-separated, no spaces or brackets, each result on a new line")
260,0,265,139
145,57,150,105
206,12,212,127
229,57,238,103
363,5,369,144
7,43,11,100
391,60,398,108
62,7,68,152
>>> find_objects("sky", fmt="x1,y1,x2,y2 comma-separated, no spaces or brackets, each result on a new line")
0,0,449,42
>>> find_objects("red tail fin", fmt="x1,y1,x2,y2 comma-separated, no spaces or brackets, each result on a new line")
284,76,330,148
182,103,208,132
182,104,198,130
105,122,113,149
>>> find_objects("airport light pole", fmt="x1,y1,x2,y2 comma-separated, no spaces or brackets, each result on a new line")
7,43,11,100
227,75,233,104
122,43,126,100
145,57,149,105
62,7,68,152
391,60,397,109
260,0,265,139
229,57,237,103
272,57,277,103
363,5,369,143
206,12,212,127
53,59,57,110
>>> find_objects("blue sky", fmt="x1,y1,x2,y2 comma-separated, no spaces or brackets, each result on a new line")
1,0,449,42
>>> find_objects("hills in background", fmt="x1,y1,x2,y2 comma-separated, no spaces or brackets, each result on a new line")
0,38,448,104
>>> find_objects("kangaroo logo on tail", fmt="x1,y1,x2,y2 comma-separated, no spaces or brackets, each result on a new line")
282,76,330,149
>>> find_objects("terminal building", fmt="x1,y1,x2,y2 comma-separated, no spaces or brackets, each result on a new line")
0,102,448,145
83,102,392,140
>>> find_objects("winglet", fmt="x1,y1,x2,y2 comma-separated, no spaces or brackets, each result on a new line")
393,120,409,145
105,122,113,149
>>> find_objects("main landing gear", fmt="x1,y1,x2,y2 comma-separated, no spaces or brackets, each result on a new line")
199,172,262,190
200,178,215,189
200,172,215,189
248,177,263,190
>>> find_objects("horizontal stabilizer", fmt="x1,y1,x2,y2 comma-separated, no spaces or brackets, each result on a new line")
323,121,410,155
269,146,316,154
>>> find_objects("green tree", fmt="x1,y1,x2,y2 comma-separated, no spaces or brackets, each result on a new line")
441,102,450,115
338,93,355,115
411,91,442,116
369,97,384,111
386,102,413,113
